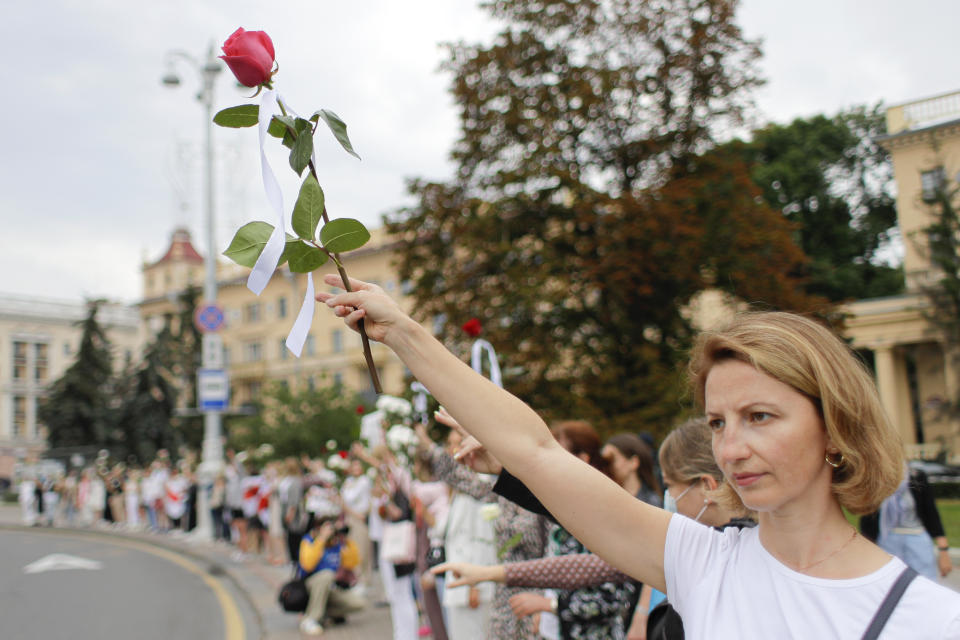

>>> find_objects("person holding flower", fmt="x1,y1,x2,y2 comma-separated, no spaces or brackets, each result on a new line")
318,276,960,638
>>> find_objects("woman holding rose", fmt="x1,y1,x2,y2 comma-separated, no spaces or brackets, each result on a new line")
318,275,960,638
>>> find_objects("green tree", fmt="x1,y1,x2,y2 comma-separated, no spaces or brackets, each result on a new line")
227,379,364,458
740,104,903,301
112,322,181,463
388,0,827,434
170,287,204,449
38,300,114,449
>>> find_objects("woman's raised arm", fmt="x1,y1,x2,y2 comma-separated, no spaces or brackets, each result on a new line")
317,274,671,591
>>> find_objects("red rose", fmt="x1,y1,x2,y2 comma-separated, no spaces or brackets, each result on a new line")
356,405,365,415
338,450,349,459
219,28,276,88
462,318,482,337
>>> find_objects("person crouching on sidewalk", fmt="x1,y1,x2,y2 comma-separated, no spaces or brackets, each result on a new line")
298,515,367,636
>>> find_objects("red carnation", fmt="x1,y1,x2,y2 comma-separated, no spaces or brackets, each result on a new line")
462,318,482,337
338,450,349,459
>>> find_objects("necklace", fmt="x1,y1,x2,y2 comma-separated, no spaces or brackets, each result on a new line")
790,527,859,573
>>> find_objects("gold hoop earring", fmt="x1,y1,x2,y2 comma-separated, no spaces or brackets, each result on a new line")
825,452,844,468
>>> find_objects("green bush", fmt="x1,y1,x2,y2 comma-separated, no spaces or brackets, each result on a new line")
931,482,960,500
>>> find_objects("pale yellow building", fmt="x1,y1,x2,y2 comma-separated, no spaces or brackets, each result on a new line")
845,89,960,461
140,226,413,414
0,294,142,480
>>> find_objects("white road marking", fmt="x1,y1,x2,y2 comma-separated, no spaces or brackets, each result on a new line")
23,553,103,574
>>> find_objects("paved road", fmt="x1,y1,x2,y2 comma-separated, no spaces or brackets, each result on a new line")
0,528,243,640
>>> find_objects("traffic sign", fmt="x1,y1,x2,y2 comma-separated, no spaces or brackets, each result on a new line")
195,303,225,333
202,334,224,369
198,368,229,412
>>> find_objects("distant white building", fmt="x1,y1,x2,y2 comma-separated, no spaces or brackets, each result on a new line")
0,294,142,483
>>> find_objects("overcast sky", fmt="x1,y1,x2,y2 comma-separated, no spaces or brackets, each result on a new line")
2,0,958,304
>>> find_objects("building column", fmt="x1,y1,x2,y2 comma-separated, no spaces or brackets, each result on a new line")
943,344,960,460
874,345,912,446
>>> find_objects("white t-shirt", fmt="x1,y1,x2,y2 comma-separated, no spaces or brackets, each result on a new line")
665,513,960,639
341,475,372,518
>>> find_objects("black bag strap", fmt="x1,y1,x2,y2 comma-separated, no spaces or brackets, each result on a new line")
860,566,918,640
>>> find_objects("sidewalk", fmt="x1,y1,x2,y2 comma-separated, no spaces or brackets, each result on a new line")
0,504,395,640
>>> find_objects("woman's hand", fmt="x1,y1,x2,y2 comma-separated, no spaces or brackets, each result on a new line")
509,592,552,619
939,549,953,577
435,408,503,475
316,274,408,344
431,561,505,587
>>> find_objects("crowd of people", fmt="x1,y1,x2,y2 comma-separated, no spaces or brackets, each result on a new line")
13,270,960,639
314,274,960,639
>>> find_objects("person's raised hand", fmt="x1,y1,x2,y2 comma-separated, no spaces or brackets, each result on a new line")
435,408,503,475
315,274,406,344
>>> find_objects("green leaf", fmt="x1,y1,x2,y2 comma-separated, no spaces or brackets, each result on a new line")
274,115,297,130
213,105,259,128
292,175,325,240
312,109,361,159
222,221,275,267
289,128,314,176
284,240,328,273
267,117,287,139
320,218,370,253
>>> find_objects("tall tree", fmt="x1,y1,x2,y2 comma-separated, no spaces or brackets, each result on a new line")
38,300,114,449
112,322,181,463
226,379,363,458
741,104,902,301
170,286,204,449
388,0,826,435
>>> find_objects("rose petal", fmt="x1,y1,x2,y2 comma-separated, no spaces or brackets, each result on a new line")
220,54,270,87
253,31,275,62
221,27,246,55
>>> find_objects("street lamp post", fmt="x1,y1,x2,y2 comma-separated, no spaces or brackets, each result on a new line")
162,43,224,541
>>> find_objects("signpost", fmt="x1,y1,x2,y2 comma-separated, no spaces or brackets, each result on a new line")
198,368,229,412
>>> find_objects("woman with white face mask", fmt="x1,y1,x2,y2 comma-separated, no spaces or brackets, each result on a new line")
658,419,754,530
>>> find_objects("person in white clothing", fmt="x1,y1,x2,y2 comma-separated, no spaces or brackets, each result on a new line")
18,475,37,526
318,276,960,639
340,456,374,589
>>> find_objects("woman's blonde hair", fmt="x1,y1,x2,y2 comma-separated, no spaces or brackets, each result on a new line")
658,417,724,486
688,311,904,515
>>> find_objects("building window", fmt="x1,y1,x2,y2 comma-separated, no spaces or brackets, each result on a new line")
13,341,27,380
245,341,262,362
277,297,287,319
63,342,71,356
921,167,946,202
331,329,343,354
245,303,261,323
333,372,344,387
248,381,262,400
279,338,289,360
305,335,315,356
13,396,27,438
34,343,48,381
307,376,316,391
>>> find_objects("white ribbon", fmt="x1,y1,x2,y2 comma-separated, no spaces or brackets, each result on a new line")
247,89,285,295
245,90,316,356
284,272,314,357
471,339,503,388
